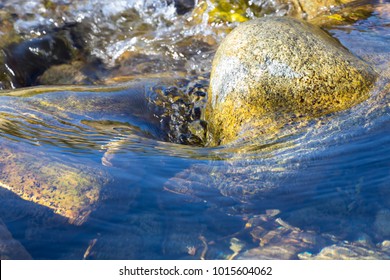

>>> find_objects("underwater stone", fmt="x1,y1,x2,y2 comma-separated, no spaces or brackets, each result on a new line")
298,243,390,260
206,17,377,145
0,144,110,225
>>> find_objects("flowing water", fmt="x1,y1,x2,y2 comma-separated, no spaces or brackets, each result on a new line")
0,0,389,259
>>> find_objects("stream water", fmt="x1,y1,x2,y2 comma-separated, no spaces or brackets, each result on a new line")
0,0,389,259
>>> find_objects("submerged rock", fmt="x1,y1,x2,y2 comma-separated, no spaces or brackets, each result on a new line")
0,143,110,224
0,77,206,225
237,213,390,260
236,213,323,260
206,17,377,145
298,243,390,260
309,3,375,27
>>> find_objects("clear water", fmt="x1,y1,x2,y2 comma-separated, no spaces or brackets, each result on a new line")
0,1,389,259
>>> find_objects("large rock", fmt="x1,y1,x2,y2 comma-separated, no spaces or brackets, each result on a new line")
0,142,110,225
291,0,357,20
206,17,377,145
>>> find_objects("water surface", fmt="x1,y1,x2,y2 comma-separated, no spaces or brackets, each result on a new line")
0,0,389,259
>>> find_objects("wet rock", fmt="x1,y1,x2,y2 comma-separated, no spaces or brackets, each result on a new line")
163,152,319,210
299,243,390,260
191,0,358,25
381,240,390,254
172,0,195,15
309,3,375,27
239,245,299,260
0,10,23,89
206,17,377,145
0,218,32,260
238,212,390,260
239,214,321,260
191,0,293,24
3,33,73,87
0,143,110,225
0,22,104,89
37,62,90,85
291,0,357,20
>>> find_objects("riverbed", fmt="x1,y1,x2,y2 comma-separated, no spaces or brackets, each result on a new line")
0,0,389,259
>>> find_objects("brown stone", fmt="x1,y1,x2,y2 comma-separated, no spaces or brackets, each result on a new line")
206,17,377,145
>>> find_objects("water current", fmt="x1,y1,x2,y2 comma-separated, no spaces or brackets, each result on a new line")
0,0,389,259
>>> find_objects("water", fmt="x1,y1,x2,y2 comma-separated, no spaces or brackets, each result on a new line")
0,1,389,259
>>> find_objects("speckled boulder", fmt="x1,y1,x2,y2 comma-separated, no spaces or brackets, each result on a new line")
0,143,110,225
206,17,377,145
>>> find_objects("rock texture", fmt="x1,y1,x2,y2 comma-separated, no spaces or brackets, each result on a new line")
298,243,390,260
206,17,377,145
0,144,110,225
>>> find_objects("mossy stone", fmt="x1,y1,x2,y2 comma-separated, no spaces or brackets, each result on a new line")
0,144,110,225
206,17,377,145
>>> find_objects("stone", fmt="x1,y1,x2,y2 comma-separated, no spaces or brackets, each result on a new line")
238,213,324,260
381,240,390,254
0,78,193,224
191,1,357,25
308,4,374,27
206,17,377,145
191,0,292,24
238,245,299,260
0,145,108,224
172,0,195,15
291,0,357,20
3,33,73,87
299,243,390,260
37,62,90,85
0,142,110,225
